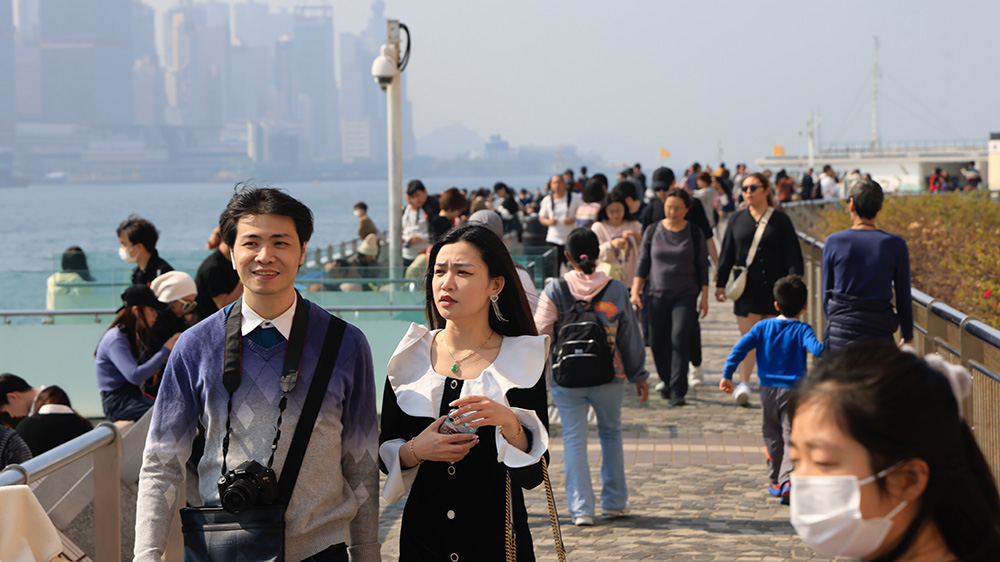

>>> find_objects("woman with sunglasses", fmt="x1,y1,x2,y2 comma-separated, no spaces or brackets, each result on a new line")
715,172,803,406
149,271,197,357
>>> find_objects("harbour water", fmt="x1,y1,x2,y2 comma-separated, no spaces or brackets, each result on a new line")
1,174,550,311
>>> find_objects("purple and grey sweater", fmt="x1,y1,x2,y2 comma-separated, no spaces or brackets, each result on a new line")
134,302,381,562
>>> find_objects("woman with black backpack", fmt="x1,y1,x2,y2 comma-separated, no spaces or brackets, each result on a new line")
535,228,650,527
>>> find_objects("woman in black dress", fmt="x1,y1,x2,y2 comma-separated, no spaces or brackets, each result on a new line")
379,224,550,561
715,173,803,405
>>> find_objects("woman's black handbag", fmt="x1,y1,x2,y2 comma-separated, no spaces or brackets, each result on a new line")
180,298,346,561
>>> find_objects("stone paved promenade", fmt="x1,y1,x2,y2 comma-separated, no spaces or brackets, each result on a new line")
377,295,848,561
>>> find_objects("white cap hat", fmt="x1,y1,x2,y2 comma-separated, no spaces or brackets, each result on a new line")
467,210,503,239
150,271,197,303
358,233,380,257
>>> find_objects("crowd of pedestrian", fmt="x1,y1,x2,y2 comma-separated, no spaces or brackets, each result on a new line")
6,164,999,562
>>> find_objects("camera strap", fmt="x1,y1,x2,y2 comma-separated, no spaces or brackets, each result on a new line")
220,292,310,476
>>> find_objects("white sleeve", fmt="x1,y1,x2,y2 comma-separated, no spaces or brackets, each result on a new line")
494,407,548,468
379,439,420,503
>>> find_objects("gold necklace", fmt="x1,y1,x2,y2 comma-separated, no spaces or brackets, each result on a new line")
441,331,494,374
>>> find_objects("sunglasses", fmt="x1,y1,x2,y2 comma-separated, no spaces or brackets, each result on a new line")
179,299,197,314
742,183,764,193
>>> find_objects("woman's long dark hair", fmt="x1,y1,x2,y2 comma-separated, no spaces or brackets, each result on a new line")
99,306,154,360
424,224,537,338
596,189,635,223
61,246,94,281
789,342,1000,561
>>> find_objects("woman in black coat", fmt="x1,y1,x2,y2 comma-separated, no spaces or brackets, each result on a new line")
715,173,803,405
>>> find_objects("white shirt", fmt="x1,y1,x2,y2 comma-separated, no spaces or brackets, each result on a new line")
240,299,296,340
402,206,430,260
820,175,840,200
538,193,582,245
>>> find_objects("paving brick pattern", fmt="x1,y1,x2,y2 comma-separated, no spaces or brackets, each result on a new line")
377,281,849,561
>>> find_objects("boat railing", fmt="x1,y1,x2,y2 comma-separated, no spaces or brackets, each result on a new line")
788,200,1000,484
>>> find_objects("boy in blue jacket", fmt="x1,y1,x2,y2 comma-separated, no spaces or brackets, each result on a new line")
719,275,822,505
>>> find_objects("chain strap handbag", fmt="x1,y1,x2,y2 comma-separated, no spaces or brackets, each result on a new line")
504,456,567,562
724,207,773,300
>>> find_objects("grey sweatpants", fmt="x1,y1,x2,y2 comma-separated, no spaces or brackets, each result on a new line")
760,386,793,486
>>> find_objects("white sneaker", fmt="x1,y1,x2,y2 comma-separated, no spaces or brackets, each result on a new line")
573,515,594,526
654,381,666,392
687,365,703,387
734,382,751,406
602,502,631,518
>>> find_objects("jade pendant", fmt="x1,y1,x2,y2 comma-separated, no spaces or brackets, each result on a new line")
451,363,458,373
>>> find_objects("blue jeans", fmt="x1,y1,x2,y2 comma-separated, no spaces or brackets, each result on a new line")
551,380,627,518
101,385,153,422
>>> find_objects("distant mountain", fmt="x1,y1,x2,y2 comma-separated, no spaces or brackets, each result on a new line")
417,124,486,159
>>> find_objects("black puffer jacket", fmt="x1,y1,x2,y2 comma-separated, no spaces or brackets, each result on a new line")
824,290,898,353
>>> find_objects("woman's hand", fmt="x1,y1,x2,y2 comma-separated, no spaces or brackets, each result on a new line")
448,395,518,433
715,287,727,302
698,293,709,319
407,415,480,466
611,237,629,251
622,229,640,242
163,333,181,351
630,290,643,311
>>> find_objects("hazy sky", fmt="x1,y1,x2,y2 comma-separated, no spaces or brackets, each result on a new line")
144,0,1000,170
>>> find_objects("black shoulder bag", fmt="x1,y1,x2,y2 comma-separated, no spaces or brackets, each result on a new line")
179,295,347,562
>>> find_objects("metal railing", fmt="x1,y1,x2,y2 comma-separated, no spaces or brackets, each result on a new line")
793,209,1000,484
0,422,123,561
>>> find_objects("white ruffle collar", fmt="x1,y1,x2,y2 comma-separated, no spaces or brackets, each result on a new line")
386,323,550,419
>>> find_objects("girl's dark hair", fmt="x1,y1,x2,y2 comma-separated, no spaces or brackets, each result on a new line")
565,228,600,275
789,342,1000,561
664,187,691,208
596,189,634,223
424,224,537,338
100,305,153,360
61,246,94,281
582,178,605,204
32,386,72,414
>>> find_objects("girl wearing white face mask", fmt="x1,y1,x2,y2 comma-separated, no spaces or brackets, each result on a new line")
787,342,1000,561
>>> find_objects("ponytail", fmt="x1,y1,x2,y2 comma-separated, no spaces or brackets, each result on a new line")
565,227,600,276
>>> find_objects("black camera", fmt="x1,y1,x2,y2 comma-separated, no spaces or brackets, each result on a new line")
217,460,279,514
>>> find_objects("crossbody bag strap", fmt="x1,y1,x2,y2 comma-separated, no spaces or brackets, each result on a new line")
277,315,348,503
742,207,774,269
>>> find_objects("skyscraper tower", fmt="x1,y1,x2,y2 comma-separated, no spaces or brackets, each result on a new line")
293,5,340,159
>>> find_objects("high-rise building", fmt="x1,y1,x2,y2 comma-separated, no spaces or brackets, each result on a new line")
162,4,227,128
292,5,339,159
38,0,134,125
0,0,15,148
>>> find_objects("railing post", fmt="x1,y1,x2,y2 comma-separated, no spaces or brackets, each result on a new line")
92,422,122,562
924,301,944,355
960,317,984,426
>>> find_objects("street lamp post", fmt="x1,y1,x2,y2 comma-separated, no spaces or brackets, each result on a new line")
372,20,409,279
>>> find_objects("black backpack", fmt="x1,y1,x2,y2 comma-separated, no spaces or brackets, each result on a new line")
551,279,615,388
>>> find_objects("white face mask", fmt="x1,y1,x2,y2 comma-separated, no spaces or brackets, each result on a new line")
353,209,362,217
790,466,907,558
119,245,138,264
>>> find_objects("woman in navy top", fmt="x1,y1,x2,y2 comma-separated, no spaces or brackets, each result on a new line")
821,179,912,352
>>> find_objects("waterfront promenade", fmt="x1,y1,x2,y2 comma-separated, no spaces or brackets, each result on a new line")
376,298,844,561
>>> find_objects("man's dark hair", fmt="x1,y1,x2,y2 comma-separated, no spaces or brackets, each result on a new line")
354,201,367,211
563,169,574,178
610,180,639,202
823,164,833,173
691,162,701,172
698,172,712,185
406,179,426,196
848,179,884,220
219,184,314,248
968,161,975,167
580,166,588,175
0,373,31,407
493,182,509,195
116,214,159,251
773,275,807,317
592,173,608,190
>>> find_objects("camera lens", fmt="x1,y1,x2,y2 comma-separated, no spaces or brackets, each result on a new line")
221,480,259,514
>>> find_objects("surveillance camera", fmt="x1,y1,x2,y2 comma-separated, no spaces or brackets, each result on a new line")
371,45,397,92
